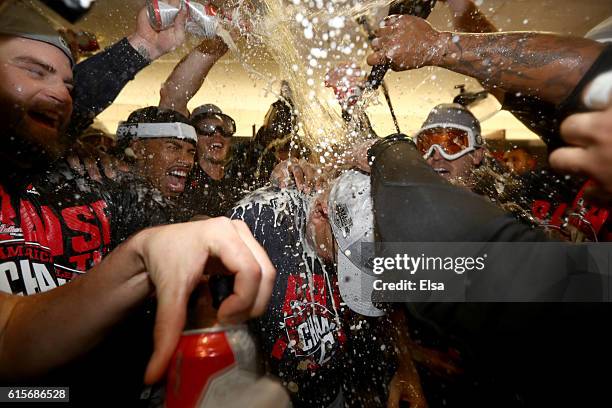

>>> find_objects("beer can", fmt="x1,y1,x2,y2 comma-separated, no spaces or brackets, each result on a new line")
145,0,180,31
145,0,219,38
184,1,219,38
165,324,260,408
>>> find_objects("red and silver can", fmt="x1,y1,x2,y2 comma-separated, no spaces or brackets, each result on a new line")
184,1,220,38
165,324,260,407
145,0,219,38
145,0,181,31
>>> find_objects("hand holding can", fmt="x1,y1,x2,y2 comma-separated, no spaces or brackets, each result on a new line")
146,0,239,38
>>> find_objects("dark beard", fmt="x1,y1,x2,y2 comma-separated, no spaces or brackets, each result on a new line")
0,127,69,183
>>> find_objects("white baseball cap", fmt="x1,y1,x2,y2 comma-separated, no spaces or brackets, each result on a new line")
328,170,385,317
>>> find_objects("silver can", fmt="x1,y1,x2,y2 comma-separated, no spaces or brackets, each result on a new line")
145,0,180,31
185,1,219,38
145,0,219,38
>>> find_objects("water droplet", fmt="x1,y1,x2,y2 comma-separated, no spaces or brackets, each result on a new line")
304,26,314,39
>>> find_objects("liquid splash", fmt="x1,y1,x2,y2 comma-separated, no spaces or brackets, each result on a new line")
220,0,395,157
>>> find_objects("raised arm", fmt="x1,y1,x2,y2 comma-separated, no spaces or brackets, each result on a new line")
69,2,188,137
368,15,605,105
159,37,228,116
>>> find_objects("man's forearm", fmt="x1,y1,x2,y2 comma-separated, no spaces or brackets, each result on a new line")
0,237,150,380
435,32,604,104
159,50,221,116
69,38,150,137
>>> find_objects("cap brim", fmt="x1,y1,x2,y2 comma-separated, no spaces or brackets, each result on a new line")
337,249,385,317
191,112,236,131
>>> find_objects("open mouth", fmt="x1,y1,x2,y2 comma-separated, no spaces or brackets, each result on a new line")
165,167,190,192
433,167,451,176
167,169,188,178
210,142,225,150
27,110,61,130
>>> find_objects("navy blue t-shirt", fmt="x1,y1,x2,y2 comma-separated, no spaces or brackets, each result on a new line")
231,187,349,407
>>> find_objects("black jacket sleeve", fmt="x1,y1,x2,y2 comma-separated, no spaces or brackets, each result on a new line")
68,38,150,138
369,136,548,243
369,137,610,407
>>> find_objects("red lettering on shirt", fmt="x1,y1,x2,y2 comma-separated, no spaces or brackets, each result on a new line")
40,206,63,256
20,200,49,247
90,200,111,246
62,205,101,253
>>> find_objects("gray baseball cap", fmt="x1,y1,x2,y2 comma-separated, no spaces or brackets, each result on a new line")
328,170,385,317
421,103,483,146
0,0,75,66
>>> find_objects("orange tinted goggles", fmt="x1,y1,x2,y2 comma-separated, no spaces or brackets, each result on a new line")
415,126,476,160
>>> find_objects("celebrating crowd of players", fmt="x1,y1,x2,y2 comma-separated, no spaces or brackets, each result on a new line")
0,0,611,406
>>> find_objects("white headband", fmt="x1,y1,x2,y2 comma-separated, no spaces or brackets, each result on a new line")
116,122,198,143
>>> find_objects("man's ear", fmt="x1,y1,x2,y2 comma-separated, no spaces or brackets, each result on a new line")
130,140,145,160
472,148,485,166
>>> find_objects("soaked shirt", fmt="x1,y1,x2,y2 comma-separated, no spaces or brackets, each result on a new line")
182,138,281,218
231,187,349,408
0,162,175,404
0,162,172,295
0,173,112,295
182,161,252,218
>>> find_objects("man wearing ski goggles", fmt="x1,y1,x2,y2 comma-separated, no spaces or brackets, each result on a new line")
414,103,485,182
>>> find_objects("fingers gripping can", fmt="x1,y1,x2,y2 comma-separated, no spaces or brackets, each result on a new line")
165,325,260,408
145,0,219,38
145,0,178,31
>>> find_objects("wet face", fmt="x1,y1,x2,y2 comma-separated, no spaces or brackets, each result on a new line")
503,148,535,174
426,147,484,182
0,36,73,167
131,138,196,198
306,187,335,262
194,117,233,165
